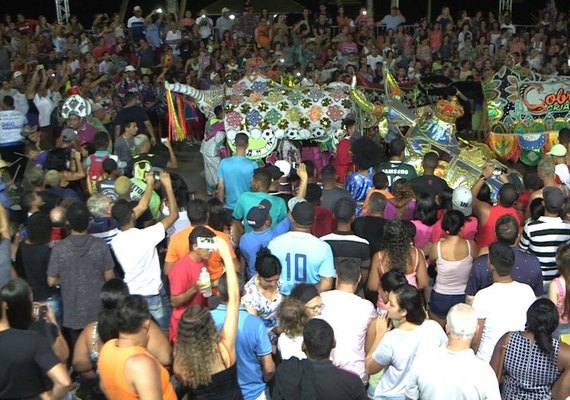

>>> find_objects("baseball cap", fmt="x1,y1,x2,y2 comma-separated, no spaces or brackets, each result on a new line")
274,160,292,178
210,72,218,81
288,196,306,213
92,102,104,112
115,176,132,196
452,186,473,216
61,128,78,142
292,201,315,226
264,164,283,181
547,143,567,157
125,65,136,72
102,158,119,174
543,186,565,212
246,199,272,228
222,7,230,13
13,71,22,79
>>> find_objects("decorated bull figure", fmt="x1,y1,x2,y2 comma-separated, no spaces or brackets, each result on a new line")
165,74,357,160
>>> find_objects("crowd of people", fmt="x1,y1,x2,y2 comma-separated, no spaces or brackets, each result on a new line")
1,1,570,400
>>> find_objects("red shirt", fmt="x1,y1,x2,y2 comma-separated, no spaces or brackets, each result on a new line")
168,255,208,343
311,206,336,238
333,138,354,184
476,205,521,248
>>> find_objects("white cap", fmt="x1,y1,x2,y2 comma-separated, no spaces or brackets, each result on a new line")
125,65,136,72
452,186,473,216
222,7,230,13
274,160,291,178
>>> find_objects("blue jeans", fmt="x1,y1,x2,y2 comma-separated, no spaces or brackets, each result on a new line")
144,286,171,331
428,291,465,318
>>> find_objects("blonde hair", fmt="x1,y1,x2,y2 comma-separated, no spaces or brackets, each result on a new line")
175,305,221,389
277,297,310,337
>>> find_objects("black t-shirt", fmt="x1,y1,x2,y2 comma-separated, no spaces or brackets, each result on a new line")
352,216,387,256
15,242,57,301
115,105,150,134
0,328,59,399
410,174,450,198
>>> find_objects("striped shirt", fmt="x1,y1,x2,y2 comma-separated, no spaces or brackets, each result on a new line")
519,216,570,281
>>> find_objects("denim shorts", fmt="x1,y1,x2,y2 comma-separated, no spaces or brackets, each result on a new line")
428,290,465,318
144,286,172,331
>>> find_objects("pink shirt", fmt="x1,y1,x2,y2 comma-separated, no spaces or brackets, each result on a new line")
320,290,376,383
553,277,569,324
411,220,435,249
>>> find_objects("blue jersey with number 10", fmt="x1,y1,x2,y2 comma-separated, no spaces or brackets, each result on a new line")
268,231,336,295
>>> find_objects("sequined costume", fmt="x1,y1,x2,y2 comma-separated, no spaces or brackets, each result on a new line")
344,168,374,216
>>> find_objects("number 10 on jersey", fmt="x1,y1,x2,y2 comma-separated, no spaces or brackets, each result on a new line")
285,253,307,282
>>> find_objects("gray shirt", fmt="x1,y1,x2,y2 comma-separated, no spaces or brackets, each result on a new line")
114,135,135,165
0,239,12,289
322,187,352,211
47,234,113,329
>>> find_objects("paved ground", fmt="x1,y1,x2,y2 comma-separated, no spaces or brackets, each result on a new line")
173,143,207,194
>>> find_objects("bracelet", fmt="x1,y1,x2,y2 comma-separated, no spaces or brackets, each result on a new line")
479,174,487,181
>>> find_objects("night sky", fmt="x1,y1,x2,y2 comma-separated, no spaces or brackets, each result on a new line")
4,0,545,26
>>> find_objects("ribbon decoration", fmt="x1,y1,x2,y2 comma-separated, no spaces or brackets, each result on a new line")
166,90,186,141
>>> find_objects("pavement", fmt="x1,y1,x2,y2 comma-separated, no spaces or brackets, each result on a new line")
173,143,207,194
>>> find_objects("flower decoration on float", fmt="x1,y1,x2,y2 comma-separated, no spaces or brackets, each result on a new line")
258,102,269,112
301,98,312,108
299,117,310,129
240,103,252,113
259,119,270,130
278,101,289,111
277,119,289,129
435,96,464,123
321,98,332,107
320,117,331,128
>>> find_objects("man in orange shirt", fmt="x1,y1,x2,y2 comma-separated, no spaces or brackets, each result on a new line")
165,199,238,287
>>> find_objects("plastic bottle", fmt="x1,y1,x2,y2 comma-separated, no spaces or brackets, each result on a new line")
199,267,212,297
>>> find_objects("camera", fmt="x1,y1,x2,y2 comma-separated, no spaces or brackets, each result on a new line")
153,171,161,181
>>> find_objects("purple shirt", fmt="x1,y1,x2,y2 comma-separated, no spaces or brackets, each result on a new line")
465,247,543,297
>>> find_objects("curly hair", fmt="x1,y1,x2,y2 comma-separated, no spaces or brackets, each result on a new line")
382,219,412,272
391,179,415,200
350,137,382,170
175,305,221,389
277,297,310,337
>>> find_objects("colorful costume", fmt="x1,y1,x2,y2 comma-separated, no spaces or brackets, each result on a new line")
344,168,374,217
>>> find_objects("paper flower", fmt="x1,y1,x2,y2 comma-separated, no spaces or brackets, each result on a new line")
299,117,310,129
240,104,252,114
321,98,332,107
278,101,290,111
301,98,313,109
320,117,332,128
278,119,289,129
258,102,269,112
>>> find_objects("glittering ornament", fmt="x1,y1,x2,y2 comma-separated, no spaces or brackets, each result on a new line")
240,104,252,114
232,82,246,95
246,109,262,127
258,102,269,112
249,92,263,105
252,81,269,94
330,89,345,102
287,91,302,105
299,117,310,129
286,108,302,123
265,108,282,125
229,95,242,106
226,111,242,129
278,101,290,111
308,105,323,122
301,98,312,109
267,91,283,104
310,88,325,102
320,117,331,128
321,98,332,107
243,89,253,97
224,104,235,113
326,105,344,122
277,119,289,129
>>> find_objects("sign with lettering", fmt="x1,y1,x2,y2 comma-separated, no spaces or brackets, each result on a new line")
0,110,26,145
